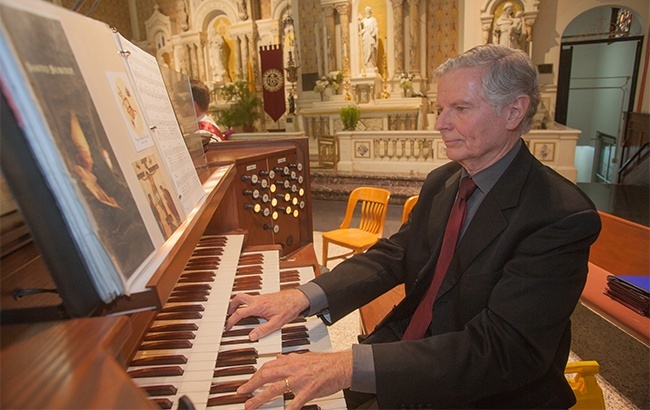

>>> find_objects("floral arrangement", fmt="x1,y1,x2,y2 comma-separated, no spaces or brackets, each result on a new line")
314,77,329,94
314,70,344,95
399,72,415,90
327,70,344,91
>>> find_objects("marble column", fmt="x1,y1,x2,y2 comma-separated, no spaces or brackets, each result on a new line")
250,22,260,89
243,35,250,81
323,5,336,72
407,0,420,76
197,38,206,81
235,35,243,80
189,43,199,79
391,0,405,77
334,2,350,70
481,21,491,45
128,0,140,41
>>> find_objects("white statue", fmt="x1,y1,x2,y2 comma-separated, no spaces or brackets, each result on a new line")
283,15,297,65
238,0,249,21
359,6,378,69
177,0,189,32
209,34,230,83
493,2,524,49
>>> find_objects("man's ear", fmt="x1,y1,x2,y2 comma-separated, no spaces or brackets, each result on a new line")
505,94,530,131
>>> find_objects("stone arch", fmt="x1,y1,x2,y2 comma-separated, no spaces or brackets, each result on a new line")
271,1,290,22
193,0,238,33
559,3,647,39
480,0,539,54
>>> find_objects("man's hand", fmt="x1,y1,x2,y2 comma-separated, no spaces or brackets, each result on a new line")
225,289,310,341
238,350,353,410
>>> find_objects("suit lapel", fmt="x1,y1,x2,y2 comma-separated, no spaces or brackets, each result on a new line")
378,144,535,328
436,144,533,298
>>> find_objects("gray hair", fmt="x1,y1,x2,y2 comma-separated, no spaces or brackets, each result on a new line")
436,44,540,133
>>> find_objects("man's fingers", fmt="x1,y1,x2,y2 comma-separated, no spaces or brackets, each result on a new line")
248,317,285,341
224,304,253,331
227,293,250,315
243,378,290,410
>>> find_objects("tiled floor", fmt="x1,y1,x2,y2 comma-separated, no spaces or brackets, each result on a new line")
310,199,641,409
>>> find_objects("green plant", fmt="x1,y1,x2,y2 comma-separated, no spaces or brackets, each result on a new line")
217,80,262,130
339,104,360,131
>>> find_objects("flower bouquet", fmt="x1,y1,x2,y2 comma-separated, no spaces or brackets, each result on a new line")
399,72,415,96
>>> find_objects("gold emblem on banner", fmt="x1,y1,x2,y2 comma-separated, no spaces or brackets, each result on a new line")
262,68,283,92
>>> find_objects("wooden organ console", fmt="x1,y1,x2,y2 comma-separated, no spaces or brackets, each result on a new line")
204,141,312,257
0,138,346,409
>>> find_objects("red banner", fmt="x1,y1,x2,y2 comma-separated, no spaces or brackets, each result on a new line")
259,44,286,122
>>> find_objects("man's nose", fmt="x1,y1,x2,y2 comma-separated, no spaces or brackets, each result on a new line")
434,111,447,131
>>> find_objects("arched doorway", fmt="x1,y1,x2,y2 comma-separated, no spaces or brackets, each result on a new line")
555,6,644,183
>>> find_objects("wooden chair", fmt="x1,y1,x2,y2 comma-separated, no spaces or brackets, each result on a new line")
321,187,390,267
565,361,605,410
401,194,419,224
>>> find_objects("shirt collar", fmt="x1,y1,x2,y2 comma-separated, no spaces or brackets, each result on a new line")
461,139,522,195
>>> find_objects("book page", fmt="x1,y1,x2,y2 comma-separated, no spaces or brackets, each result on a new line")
0,2,156,300
116,34,205,215
0,0,207,301
159,66,208,174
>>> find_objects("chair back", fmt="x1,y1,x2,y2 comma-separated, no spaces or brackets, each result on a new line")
339,187,390,237
401,195,419,224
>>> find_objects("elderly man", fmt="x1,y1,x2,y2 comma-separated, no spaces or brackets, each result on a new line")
226,44,601,409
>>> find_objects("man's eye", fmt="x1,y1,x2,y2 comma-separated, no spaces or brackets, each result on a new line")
436,108,443,116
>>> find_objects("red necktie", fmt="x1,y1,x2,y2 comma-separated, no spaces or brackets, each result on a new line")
402,177,477,340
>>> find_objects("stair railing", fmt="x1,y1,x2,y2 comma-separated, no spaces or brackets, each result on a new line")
617,142,649,183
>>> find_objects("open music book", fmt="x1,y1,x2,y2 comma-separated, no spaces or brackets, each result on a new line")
0,0,206,315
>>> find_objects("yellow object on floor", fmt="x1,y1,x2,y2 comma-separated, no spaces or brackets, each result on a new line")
401,195,419,224
322,187,390,267
565,360,606,410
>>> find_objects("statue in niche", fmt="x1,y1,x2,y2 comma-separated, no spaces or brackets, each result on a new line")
492,2,524,49
177,0,189,32
359,6,378,69
283,15,297,65
238,0,249,21
209,34,230,83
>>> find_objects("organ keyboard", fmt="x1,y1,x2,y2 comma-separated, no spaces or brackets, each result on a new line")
1,138,346,409
128,233,346,409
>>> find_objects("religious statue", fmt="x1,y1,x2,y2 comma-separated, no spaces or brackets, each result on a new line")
492,2,524,49
209,34,230,83
283,15,297,66
238,0,249,21
177,0,189,32
359,6,378,69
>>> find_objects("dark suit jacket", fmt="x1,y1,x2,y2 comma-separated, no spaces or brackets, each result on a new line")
313,142,601,408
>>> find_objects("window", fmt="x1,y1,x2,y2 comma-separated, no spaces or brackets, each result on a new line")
610,8,633,37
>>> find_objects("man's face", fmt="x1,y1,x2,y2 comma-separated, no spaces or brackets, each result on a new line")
434,67,519,174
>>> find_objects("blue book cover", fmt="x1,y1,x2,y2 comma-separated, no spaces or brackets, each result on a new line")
617,275,650,294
